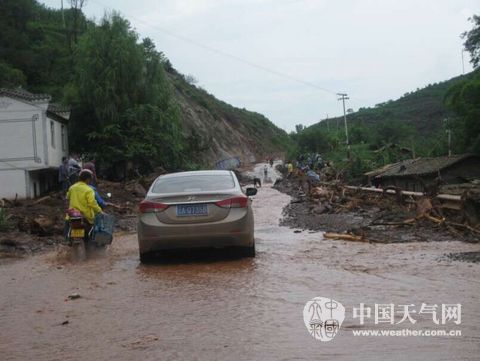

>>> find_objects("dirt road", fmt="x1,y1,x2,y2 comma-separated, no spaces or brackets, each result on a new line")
1,164,479,360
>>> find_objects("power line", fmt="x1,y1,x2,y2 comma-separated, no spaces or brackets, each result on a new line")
89,0,339,96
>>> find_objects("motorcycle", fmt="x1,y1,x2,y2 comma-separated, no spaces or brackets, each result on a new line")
65,206,115,261
66,208,92,261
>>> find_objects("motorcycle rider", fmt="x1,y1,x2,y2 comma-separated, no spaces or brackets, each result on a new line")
66,169,103,226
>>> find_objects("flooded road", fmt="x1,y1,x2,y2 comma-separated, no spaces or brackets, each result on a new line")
1,164,479,360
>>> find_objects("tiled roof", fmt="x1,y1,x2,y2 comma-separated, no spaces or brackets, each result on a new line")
47,102,70,114
371,154,477,178
47,103,70,123
0,88,51,102
364,161,404,177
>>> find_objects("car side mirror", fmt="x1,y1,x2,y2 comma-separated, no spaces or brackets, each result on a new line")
246,187,257,197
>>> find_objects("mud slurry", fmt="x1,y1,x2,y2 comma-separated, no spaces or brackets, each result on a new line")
0,163,479,360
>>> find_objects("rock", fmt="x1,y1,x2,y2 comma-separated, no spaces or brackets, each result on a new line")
310,204,327,215
68,293,81,300
133,183,147,198
125,181,147,198
31,215,56,236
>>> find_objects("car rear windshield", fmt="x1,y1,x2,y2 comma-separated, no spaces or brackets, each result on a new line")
152,174,235,193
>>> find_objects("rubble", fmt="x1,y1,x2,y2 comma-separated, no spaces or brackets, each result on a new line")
67,293,81,300
0,171,167,257
275,173,480,244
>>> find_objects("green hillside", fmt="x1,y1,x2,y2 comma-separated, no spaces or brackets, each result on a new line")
310,70,478,135
293,68,480,180
0,0,291,176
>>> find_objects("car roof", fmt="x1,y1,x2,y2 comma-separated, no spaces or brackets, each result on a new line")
157,170,233,179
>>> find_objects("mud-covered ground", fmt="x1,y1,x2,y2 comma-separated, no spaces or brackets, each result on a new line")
0,163,479,360
274,175,479,247
0,179,145,257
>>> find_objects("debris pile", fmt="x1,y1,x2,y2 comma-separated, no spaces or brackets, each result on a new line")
275,174,480,244
0,170,166,257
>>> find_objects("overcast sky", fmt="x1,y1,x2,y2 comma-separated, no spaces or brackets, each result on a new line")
41,0,477,131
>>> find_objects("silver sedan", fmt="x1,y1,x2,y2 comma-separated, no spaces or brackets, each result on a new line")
137,170,257,262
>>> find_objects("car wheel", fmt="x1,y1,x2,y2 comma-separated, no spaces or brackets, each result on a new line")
239,240,255,258
139,252,154,263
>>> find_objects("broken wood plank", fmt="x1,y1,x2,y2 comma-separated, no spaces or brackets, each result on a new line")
323,232,364,242
445,221,480,235
32,195,51,205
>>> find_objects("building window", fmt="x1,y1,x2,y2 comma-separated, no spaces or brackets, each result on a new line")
61,125,66,151
50,121,55,148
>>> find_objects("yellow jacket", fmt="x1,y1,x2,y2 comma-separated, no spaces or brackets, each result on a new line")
67,181,102,224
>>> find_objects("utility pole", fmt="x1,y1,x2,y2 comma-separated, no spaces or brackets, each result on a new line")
61,0,66,29
337,93,350,156
447,129,452,156
444,118,452,156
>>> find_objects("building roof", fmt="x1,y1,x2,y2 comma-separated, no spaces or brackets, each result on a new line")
368,154,478,179
364,161,403,177
47,102,70,123
0,88,51,102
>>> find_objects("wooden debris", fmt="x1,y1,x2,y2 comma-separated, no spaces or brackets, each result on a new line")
32,195,52,205
445,221,480,235
323,232,365,242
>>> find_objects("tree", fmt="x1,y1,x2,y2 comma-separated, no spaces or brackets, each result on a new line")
297,128,330,154
295,124,305,133
0,61,26,87
444,71,480,154
68,13,185,177
0,0,86,95
463,15,480,68
69,0,87,44
184,74,198,85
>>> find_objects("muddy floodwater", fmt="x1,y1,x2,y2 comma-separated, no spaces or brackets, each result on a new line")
1,164,479,360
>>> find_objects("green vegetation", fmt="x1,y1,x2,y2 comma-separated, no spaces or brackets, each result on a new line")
66,14,185,176
463,15,480,68
0,0,289,177
291,15,480,180
0,0,89,97
0,208,12,232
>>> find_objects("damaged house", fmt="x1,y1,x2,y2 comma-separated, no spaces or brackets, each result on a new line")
0,88,70,199
365,154,480,192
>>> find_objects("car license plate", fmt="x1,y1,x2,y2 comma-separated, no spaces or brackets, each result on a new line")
176,204,208,217
71,228,85,238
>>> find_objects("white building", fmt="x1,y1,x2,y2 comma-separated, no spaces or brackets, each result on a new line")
0,88,70,199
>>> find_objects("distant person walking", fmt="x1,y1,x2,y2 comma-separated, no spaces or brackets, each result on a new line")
58,157,69,193
287,161,294,178
83,160,97,187
67,154,81,185
264,164,268,180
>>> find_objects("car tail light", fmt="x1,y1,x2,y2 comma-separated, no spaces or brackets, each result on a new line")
139,200,169,213
215,196,248,209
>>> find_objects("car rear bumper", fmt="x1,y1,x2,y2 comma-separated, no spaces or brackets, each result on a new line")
137,208,254,253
